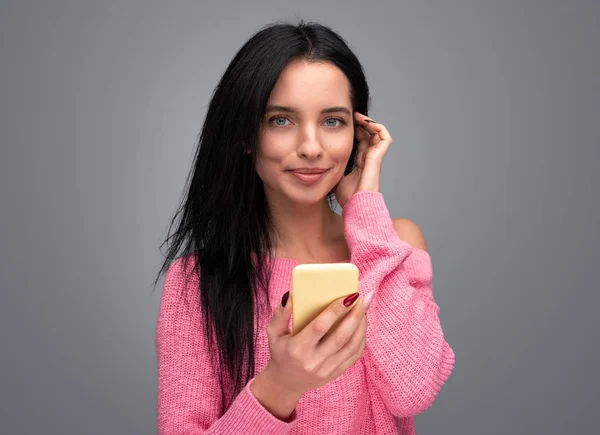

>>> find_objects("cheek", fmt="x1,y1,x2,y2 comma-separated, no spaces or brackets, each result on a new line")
329,131,355,161
255,138,284,180
258,131,291,159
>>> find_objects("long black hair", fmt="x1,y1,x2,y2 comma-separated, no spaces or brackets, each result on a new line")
155,19,370,405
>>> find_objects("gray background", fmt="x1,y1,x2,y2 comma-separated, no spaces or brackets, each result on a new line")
1,0,598,434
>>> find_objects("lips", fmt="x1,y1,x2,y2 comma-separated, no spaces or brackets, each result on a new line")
288,168,329,185
288,168,328,174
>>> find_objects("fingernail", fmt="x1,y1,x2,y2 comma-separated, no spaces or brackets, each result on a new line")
364,119,376,123
343,292,360,307
281,291,290,307
362,291,375,310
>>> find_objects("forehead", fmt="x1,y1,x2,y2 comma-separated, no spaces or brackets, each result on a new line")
267,59,352,109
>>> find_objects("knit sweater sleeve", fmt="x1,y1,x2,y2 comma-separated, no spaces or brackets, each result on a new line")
155,257,298,434
342,191,455,418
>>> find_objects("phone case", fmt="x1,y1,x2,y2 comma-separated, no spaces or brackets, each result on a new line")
291,263,360,336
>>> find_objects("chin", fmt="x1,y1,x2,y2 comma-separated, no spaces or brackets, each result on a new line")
265,180,334,206
281,186,330,205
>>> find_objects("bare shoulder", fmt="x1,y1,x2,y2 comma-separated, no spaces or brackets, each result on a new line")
391,218,428,251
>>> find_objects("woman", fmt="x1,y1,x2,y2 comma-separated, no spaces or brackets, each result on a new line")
155,20,455,434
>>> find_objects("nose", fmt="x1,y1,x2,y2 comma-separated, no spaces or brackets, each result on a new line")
296,125,323,159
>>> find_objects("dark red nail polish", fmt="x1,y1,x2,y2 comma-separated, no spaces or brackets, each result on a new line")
281,291,290,307
343,292,360,307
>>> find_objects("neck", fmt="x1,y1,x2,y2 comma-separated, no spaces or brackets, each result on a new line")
266,192,345,261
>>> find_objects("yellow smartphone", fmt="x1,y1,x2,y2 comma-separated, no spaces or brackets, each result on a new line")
291,263,360,336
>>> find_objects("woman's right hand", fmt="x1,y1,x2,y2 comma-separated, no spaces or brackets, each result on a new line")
263,290,370,398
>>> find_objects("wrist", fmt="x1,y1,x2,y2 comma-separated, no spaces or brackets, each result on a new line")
356,185,380,195
342,189,381,209
250,365,302,421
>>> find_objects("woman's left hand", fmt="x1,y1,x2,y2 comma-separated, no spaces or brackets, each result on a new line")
334,111,393,208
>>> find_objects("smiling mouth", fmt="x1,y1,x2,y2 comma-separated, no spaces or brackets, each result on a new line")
287,169,329,185
288,168,328,174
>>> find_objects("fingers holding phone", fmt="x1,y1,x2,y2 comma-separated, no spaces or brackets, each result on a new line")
317,306,368,381
290,263,371,363
262,263,375,398
313,290,369,351
302,291,369,382
264,288,369,397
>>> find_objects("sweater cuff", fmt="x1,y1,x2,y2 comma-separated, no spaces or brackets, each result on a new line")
225,377,298,433
342,191,413,264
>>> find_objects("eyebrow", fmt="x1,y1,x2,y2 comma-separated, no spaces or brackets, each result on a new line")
265,105,352,116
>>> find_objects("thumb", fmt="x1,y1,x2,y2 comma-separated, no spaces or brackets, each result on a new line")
271,290,293,338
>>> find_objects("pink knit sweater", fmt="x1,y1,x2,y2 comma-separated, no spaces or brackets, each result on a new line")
156,191,455,434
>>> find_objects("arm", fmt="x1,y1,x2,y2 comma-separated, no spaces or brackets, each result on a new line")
342,191,455,418
156,257,299,434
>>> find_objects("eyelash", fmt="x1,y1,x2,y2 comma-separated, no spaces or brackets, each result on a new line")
268,116,347,128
